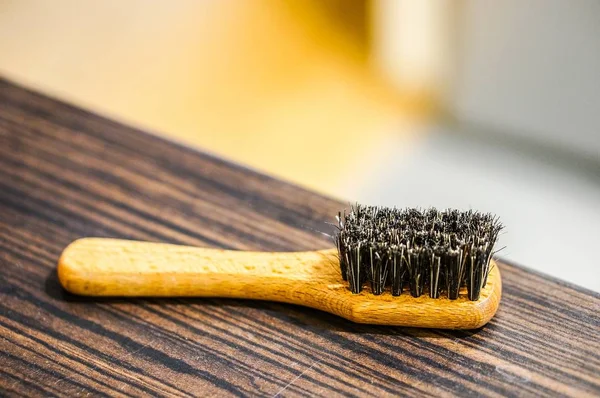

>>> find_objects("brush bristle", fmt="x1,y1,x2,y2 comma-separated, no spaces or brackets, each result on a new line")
334,205,503,300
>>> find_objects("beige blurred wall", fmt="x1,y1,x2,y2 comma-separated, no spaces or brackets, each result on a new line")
0,0,428,196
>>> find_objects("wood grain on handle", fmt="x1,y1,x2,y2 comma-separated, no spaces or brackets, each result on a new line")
58,237,339,297
58,238,501,329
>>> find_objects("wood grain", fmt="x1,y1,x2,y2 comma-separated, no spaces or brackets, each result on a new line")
57,238,501,329
0,78,599,397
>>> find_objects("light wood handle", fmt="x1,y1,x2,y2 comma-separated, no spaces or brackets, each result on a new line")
58,238,339,298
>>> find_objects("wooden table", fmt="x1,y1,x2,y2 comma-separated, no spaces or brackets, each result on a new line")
1,78,599,397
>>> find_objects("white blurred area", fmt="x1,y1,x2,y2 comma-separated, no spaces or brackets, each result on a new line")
361,0,600,291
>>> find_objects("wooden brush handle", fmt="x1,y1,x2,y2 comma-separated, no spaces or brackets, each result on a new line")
58,238,502,328
58,238,339,298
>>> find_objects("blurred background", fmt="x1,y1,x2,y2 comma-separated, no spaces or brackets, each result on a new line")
1,0,598,291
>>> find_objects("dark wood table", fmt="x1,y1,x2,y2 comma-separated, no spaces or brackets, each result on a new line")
1,78,599,397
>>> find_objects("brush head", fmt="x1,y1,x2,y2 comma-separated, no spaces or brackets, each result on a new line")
334,205,503,301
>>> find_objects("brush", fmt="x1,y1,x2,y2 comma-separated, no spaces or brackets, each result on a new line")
57,205,503,329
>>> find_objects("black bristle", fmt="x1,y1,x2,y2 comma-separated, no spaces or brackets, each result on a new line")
368,246,387,295
429,253,442,299
445,249,464,300
333,205,503,300
388,245,405,296
406,248,425,297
